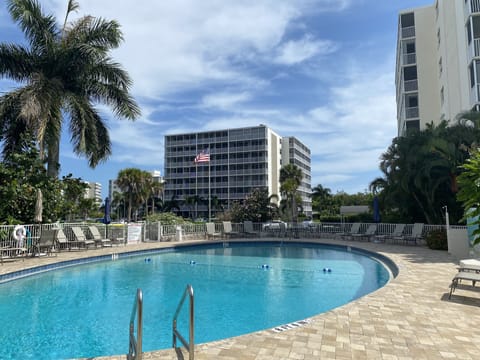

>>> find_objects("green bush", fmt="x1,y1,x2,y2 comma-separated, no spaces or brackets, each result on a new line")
425,229,448,250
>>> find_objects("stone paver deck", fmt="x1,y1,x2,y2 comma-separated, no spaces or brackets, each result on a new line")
2,238,479,360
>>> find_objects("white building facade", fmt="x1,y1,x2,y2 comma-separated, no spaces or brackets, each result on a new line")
164,125,312,219
396,0,480,136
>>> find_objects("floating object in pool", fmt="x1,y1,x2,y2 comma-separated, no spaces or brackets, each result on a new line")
261,264,270,269
322,268,332,273
190,260,196,265
144,258,151,262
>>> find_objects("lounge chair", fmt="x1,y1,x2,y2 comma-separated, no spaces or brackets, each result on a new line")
56,229,70,251
404,223,424,245
374,224,406,243
336,223,361,241
70,227,95,250
222,221,239,239
206,222,222,240
243,221,259,237
449,271,480,299
459,259,480,271
34,228,57,256
352,224,377,242
88,226,112,247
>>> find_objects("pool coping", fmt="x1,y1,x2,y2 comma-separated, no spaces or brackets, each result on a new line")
2,238,480,360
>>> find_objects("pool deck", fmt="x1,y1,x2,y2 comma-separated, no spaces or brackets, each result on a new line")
2,238,480,360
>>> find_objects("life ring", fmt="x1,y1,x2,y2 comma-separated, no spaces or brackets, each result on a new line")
13,225,26,241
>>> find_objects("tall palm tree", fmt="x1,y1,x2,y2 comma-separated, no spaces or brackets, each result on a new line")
280,163,303,223
0,0,140,177
115,168,149,222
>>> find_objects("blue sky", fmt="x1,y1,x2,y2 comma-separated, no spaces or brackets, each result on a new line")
0,0,433,199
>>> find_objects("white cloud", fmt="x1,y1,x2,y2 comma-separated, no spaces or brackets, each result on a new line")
202,92,252,110
274,36,337,65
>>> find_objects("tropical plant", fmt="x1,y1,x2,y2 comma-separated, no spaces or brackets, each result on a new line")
0,0,139,176
371,120,480,224
280,164,303,223
457,147,480,245
0,137,62,223
115,168,151,222
228,188,278,223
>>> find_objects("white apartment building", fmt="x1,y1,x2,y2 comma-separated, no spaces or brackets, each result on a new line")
84,181,102,205
396,0,480,136
164,125,312,219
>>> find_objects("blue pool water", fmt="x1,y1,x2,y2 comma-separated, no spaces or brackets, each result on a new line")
0,243,391,359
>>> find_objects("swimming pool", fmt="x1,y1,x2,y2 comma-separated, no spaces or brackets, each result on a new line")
0,242,392,359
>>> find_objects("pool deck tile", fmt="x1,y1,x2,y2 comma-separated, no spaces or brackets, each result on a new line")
2,237,480,360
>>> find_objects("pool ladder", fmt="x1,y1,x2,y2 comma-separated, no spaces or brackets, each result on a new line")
173,284,195,360
126,285,194,360
128,289,143,360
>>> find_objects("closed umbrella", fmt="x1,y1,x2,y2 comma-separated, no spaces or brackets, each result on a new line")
34,189,43,223
103,197,111,225
373,196,380,223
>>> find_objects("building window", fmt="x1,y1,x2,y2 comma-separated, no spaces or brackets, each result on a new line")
440,87,444,105
400,13,415,38
435,1,439,20
439,57,442,76
437,28,441,48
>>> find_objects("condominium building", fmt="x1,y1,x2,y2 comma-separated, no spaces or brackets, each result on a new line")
281,137,312,216
84,182,102,205
396,0,479,136
164,125,312,219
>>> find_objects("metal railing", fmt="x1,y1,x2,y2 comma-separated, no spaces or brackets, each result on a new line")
172,284,194,360
128,289,143,360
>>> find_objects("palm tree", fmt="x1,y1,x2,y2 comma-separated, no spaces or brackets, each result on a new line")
280,164,303,223
115,168,150,222
0,0,140,177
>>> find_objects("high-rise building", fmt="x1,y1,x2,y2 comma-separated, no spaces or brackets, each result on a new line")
281,137,312,216
396,0,479,136
84,182,102,205
164,125,312,219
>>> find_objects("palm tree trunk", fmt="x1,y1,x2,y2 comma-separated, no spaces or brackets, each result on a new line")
47,140,60,178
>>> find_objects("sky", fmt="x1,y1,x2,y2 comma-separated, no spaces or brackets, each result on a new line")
0,0,433,200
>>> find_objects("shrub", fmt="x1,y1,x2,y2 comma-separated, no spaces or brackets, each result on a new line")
425,229,448,250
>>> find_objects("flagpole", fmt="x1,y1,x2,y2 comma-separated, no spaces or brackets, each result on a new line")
195,162,198,220
208,148,211,222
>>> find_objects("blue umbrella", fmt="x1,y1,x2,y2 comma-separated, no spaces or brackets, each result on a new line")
103,197,112,225
373,196,380,223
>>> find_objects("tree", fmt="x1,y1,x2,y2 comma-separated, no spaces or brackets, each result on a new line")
229,188,278,223
115,168,151,222
280,164,303,223
457,148,480,245
0,137,62,223
0,0,140,178
371,119,480,224
60,174,89,221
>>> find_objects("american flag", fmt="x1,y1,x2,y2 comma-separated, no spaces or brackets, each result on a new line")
194,149,210,163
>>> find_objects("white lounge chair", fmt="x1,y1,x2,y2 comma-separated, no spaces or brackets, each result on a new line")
206,222,222,240
89,226,112,247
222,221,238,239
71,227,95,250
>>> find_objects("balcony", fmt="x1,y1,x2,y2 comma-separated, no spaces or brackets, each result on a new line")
401,26,415,39
405,107,419,119
403,53,416,65
468,39,480,62
403,79,418,92
466,0,480,17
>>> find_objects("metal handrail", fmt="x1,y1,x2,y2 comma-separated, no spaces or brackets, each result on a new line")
172,284,194,360
128,289,143,360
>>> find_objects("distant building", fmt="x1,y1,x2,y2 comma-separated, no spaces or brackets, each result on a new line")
396,0,480,135
84,182,102,205
281,137,312,216
164,125,312,219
